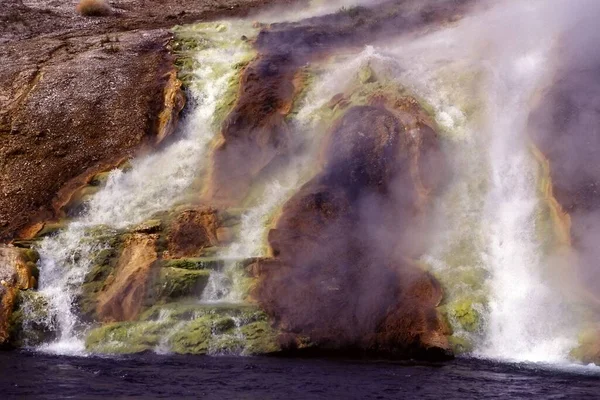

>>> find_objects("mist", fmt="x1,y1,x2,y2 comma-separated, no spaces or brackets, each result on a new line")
528,1,600,317
244,0,600,361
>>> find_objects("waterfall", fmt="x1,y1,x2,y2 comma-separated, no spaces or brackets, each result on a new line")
201,180,296,303
15,0,591,363
25,22,255,355
376,0,580,363
477,46,577,363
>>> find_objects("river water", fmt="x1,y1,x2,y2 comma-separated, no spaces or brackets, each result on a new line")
1,352,599,399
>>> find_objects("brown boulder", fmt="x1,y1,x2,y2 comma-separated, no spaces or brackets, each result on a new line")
254,105,450,358
208,54,299,205
367,270,449,358
216,227,235,244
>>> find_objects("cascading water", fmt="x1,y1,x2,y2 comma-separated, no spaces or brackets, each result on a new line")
201,180,297,303
476,27,577,363
200,65,343,304
33,225,108,354
83,23,255,228
24,22,256,355
207,316,245,356
366,0,580,363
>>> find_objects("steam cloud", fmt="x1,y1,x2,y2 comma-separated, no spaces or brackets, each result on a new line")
246,0,600,360
528,1,600,314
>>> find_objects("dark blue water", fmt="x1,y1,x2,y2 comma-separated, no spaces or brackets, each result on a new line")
1,351,599,399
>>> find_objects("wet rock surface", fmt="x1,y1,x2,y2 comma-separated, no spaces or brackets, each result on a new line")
85,304,280,355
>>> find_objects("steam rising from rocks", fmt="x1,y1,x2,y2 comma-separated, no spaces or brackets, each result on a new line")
19,0,600,363
250,0,600,361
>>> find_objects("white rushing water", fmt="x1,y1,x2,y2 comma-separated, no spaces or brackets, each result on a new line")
375,0,579,363
28,22,255,355
475,24,577,362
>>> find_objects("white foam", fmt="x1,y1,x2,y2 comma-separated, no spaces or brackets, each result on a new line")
37,339,88,357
